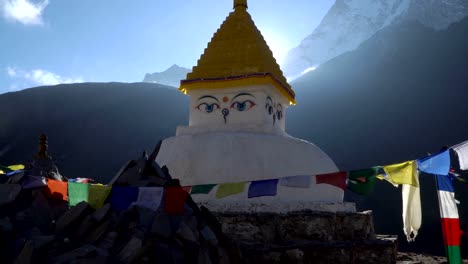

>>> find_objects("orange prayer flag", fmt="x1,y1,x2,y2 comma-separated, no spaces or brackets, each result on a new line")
44,179,68,201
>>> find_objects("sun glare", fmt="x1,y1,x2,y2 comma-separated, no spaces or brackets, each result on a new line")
262,30,290,65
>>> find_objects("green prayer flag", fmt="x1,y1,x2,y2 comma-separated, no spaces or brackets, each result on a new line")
446,246,462,264
88,184,112,209
68,182,90,206
216,182,246,198
348,167,378,195
191,184,217,194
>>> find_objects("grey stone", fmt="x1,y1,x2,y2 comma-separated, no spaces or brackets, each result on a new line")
55,201,90,234
14,240,34,264
0,184,21,206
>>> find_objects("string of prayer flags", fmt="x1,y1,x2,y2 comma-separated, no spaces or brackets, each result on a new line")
190,184,217,194
279,175,311,188
417,150,450,175
68,182,90,207
215,182,246,199
347,168,378,195
453,140,468,170
165,186,189,215
436,174,463,264
383,161,418,187
248,179,278,198
110,186,138,212
134,187,164,211
44,179,68,201
88,184,112,209
316,172,347,191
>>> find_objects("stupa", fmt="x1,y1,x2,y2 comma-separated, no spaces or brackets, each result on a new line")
156,0,352,212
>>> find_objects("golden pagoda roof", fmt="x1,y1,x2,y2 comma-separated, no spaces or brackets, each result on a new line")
180,0,296,104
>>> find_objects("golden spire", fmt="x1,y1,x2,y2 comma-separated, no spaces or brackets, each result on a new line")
180,0,296,104
234,0,247,9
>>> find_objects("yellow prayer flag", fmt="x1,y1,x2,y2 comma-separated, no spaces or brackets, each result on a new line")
383,161,418,187
0,170,4,175
88,184,112,209
8,164,24,171
215,182,246,199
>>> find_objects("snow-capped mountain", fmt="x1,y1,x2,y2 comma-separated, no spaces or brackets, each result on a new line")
143,64,190,88
282,0,468,78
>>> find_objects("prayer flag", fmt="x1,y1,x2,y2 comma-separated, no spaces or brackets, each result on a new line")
68,182,90,207
182,186,192,193
279,175,311,188
248,179,278,198
7,164,24,171
453,140,468,170
215,182,246,198
383,161,418,187
22,176,47,189
134,187,164,211
347,168,378,195
109,186,138,212
417,150,450,175
402,173,421,242
88,184,112,209
436,174,462,264
316,172,347,191
44,179,68,201
191,184,217,194
165,186,189,215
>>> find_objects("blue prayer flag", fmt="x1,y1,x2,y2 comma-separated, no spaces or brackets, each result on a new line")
436,174,455,193
109,186,139,212
417,150,450,175
248,179,278,198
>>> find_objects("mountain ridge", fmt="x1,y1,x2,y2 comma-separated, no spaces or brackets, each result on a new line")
282,0,468,78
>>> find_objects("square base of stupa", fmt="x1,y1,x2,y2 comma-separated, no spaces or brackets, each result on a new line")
211,208,398,264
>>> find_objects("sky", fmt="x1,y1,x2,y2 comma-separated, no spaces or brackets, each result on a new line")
0,0,334,93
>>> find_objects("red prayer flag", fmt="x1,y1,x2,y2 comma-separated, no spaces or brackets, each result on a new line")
441,218,462,246
316,172,347,190
164,186,189,215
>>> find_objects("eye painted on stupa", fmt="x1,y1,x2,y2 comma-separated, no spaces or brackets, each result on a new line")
265,96,273,115
195,95,220,113
276,104,283,120
230,93,256,112
230,100,256,111
196,102,220,113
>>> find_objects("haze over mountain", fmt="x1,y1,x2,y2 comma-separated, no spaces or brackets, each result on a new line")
143,64,190,88
282,0,468,78
1,3,468,257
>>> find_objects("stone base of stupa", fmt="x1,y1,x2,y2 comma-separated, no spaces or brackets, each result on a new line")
212,209,398,264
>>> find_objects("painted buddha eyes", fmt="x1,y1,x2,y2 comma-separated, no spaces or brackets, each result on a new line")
231,100,256,112
196,102,220,113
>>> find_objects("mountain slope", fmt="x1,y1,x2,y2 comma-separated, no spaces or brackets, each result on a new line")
143,64,190,87
282,0,468,78
0,82,188,183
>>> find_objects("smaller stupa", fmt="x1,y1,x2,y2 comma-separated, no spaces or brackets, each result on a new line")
156,0,352,212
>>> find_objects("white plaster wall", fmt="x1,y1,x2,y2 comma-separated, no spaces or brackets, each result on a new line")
188,84,288,131
156,131,343,203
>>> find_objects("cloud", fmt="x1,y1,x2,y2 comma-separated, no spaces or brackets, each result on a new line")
1,0,49,25
7,66,16,77
6,66,83,87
